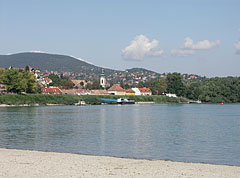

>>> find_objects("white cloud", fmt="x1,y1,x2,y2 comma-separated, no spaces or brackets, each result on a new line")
235,42,240,54
182,37,220,50
171,37,220,57
122,35,164,60
171,49,195,57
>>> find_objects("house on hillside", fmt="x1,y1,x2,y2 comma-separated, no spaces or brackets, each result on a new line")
125,88,135,95
108,84,126,95
139,88,152,96
41,77,52,86
41,87,62,94
0,84,7,94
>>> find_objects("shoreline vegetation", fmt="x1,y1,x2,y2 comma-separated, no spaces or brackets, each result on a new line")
0,94,189,106
1,68,240,104
0,148,239,178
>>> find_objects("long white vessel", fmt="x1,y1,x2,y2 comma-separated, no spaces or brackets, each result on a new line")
117,98,135,104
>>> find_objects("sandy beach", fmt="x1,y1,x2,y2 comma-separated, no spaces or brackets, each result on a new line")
0,148,239,178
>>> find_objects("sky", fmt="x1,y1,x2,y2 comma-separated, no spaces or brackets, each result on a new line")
0,0,240,77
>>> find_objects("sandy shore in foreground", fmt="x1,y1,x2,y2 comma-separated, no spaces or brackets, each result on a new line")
0,148,239,178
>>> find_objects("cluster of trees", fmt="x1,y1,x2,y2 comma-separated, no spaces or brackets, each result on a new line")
85,81,103,90
48,74,74,89
186,77,240,103
137,73,184,96
138,72,240,103
0,68,40,93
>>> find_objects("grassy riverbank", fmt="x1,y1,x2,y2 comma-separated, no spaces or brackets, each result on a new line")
0,94,188,106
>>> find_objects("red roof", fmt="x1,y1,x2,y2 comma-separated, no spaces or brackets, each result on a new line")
44,77,52,82
125,89,135,93
41,87,62,94
108,84,125,92
139,88,151,93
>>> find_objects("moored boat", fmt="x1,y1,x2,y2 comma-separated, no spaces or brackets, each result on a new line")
117,98,135,104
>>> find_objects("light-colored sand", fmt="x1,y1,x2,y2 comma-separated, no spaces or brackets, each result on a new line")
0,148,239,178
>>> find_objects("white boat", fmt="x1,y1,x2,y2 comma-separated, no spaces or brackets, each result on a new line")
117,98,135,104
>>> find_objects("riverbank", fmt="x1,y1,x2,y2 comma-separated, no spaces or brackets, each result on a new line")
0,148,239,178
0,94,188,106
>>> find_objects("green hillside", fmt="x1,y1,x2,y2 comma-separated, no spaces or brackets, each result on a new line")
0,52,117,75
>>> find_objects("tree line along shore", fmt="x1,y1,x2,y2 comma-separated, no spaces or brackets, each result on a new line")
1,68,240,104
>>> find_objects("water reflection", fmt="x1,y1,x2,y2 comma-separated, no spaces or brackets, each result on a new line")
0,104,240,166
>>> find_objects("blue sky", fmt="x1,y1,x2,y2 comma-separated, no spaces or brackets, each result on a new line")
0,0,239,77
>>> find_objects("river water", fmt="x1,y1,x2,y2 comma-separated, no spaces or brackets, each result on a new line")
0,104,240,166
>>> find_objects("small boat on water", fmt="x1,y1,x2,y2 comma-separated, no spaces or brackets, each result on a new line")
100,98,135,104
75,99,86,106
116,98,135,104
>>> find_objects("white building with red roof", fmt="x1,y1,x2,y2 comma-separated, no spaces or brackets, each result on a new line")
41,87,62,94
138,88,152,96
40,77,52,86
131,88,141,95
132,88,152,96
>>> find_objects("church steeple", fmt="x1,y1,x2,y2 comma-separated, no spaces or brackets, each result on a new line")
100,69,106,88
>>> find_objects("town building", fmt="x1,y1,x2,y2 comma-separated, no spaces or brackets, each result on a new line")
125,88,135,95
91,90,109,95
108,84,126,95
0,84,7,94
41,87,62,94
138,88,152,96
131,88,141,96
100,69,106,88
166,93,177,98
42,77,52,86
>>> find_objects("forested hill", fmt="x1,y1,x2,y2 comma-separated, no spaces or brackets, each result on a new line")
0,52,118,75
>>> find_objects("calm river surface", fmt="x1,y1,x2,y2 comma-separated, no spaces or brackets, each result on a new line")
0,104,240,166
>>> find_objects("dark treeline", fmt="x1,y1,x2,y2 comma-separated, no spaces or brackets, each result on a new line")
142,73,240,103
186,77,240,103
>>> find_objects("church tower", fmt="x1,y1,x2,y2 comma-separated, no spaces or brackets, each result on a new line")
100,69,106,88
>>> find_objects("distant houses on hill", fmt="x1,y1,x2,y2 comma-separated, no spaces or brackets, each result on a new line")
41,84,153,96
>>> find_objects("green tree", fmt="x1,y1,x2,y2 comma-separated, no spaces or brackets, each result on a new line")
61,79,74,89
0,69,5,83
86,81,102,90
166,73,185,96
25,65,30,72
186,81,202,100
2,69,40,93
80,81,84,88
48,74,62,86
